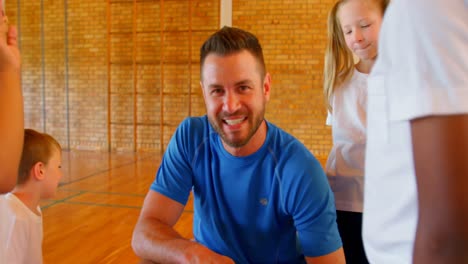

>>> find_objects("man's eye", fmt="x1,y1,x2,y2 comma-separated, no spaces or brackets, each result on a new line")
211,89,223,95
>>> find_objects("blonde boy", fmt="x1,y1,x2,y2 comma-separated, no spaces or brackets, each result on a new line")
0,129,62,263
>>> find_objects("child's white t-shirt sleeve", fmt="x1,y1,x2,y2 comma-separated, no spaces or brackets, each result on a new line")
385,0,468,121
326,111,332,126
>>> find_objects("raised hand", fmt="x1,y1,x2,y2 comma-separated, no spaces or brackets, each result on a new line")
0,0,23,194
0,3,20,72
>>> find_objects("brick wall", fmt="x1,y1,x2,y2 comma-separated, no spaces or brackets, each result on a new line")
233,0,334,157
7,0,333,157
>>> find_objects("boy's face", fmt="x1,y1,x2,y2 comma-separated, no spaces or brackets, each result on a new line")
41,148,63,199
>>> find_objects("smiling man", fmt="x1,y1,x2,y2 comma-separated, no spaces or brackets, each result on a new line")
132,26,344,264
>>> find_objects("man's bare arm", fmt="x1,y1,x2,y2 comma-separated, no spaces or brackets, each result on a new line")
132,190,234,264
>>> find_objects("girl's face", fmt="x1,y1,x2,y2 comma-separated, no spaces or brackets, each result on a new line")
338,0,383,61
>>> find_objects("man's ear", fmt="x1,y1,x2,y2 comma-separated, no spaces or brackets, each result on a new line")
263,73,271,101
200,81,207,100
32,162,45,181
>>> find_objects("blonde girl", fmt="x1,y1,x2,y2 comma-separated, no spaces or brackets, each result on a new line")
323,0,389,263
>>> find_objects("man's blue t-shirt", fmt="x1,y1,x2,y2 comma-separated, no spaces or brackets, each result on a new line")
151,116,341,263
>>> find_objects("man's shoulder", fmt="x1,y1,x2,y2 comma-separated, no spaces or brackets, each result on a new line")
180,115,208,127
170,116,212,153
177,115,211,136
267,121,308,149
266,121,318,164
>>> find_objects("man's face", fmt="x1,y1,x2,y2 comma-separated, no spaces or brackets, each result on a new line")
200,50,271,152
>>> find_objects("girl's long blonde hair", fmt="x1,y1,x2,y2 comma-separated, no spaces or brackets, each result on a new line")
323,0,389,112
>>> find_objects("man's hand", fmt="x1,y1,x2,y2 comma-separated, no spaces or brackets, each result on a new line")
181,242,235,264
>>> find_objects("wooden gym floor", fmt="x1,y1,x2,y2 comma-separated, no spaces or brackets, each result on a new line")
41,150,326,263
41,150,192,263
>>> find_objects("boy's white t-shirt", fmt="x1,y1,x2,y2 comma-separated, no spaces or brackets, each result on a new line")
326,68,367,212
0,193,43,264
363,0,468,263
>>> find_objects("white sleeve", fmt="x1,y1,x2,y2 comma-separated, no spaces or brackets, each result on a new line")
325,111,332,126
381,0,468,121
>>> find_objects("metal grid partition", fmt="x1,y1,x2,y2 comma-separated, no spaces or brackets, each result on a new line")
107,0,219,153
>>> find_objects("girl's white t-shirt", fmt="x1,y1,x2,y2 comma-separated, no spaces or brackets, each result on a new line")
326,68,368,212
